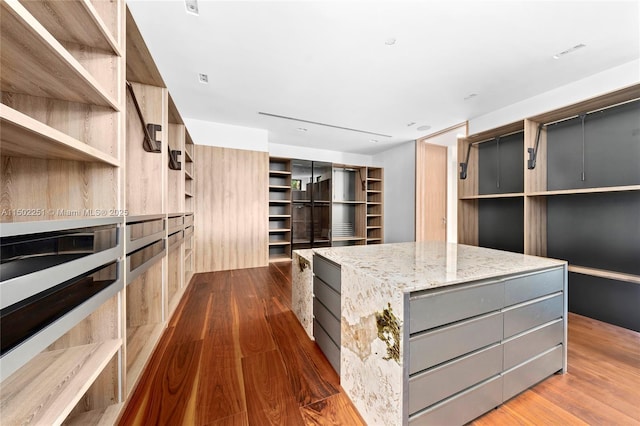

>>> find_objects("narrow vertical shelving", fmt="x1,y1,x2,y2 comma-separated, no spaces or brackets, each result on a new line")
269,158,292,261
366,167,384,244
332,165,367,246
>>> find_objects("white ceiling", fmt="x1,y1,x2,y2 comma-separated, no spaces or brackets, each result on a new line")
128,1,639,154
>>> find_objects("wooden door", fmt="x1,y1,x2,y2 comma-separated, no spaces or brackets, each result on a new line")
416,142,448,241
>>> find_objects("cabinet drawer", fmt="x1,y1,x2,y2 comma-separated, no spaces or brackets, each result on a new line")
503,345,563,402
504,268,564,306
313,319,340,375
503,319,564,370
410,280,503,333
410,311,503,375
168,215,183,233
504,293,563,339
313,276,340,317
184,214,194,227
409,375,502,426
313,255,341,292
409,344,502,415
313,298,340,346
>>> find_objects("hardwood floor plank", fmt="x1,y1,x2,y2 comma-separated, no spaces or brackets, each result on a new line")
121,340,203,425
300,393,366,426
501,390,589,425
242,350,305,425
232,270,276,357
267,297,339,406
171,281,213,345
204,411,249,426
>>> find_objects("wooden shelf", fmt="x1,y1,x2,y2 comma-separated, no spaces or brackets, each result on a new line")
269,185,291,190
459,192,525,200
269,170,292,176
269,200,291,204
367,214,382,217
367,226,382,229
126,323,165,395
0,339,121,425
269,228,291,233
269,214,291,219
568,265,640,285
184,148,193,162
333,200,366,204
367,237,382,242
0,104,120,165
528,185,640,197
367,178,382,182
63,403,124,426
366,202,382,205
185,169,193,180
269,241,291,246
269,254,292,263
185,248,193,258
1,0,119,109
185,190,193,197
20,0,121,55
367,190,382,193
332,236,366,242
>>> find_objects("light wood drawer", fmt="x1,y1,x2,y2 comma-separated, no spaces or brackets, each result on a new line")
313,319,340,375
503,319,564,370
168,215,183,233
313,276,340,317
503,293,563,339
504,268,564,306
410,280,504,333
184,214,194,227
503,345,563,402
409,375,502,426
409,311,503,375
313,255,341,293
313,298,340,346
409,343,502,415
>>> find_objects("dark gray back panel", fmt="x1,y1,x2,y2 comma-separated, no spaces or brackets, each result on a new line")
547,100,640,190
478,132,524,195
568,273,640,332
547,192,640,275
478,198,524,253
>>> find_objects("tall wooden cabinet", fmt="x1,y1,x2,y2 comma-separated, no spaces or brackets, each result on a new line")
0,3,198,423
458,84,640,331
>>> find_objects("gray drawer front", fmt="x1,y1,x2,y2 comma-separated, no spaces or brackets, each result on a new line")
409,375,502,426
410,312,503,375
504,293,563,338
503,319,564,370
409,344,502,415
313,298,340,346
503,345,563,402
410,280,504,333
313,319,340,375
313,255,341,292
313,276,340,317
504,268,564,306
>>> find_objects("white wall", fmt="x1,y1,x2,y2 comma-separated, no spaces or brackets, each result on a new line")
185,118,269,152
373,141,416,243
469,59,640,134
269,142,377,166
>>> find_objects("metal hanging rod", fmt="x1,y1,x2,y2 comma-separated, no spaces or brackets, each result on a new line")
540,97,639,127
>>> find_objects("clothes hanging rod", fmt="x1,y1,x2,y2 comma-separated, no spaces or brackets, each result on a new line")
541,97,639,127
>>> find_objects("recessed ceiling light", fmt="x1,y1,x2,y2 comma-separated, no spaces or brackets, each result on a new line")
369,139,379,143
185,0,198,15
385,38,397,46
464,93,478,101
417,125,431,132
296,127,308,132
198,73,208,84
407,122,416,127
553,44,586,59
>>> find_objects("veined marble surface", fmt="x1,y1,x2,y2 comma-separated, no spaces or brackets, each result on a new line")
291,249,314,339
313,241,565,293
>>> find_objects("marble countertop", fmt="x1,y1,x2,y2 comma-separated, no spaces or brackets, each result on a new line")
313,242,566,292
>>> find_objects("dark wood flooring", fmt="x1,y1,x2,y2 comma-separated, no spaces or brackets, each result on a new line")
120,263,640,425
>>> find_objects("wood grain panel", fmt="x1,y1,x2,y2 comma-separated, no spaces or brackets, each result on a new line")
125,8,165,87
167,123,185,213
241,350,305,426
125,82,166,215
415,142,447,241
524,196,546,256
62,41,119,103
167,247,183,315
90,0,123,50
126,261,163,328
1,91,118,156
299,394,365,426
195,146,269,272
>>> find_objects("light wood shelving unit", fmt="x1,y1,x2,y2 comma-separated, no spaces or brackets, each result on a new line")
458,84,640,331
0,0,125,423
1,2,199,423
366,167,384,244
332,165,367,246
268,158,292,261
